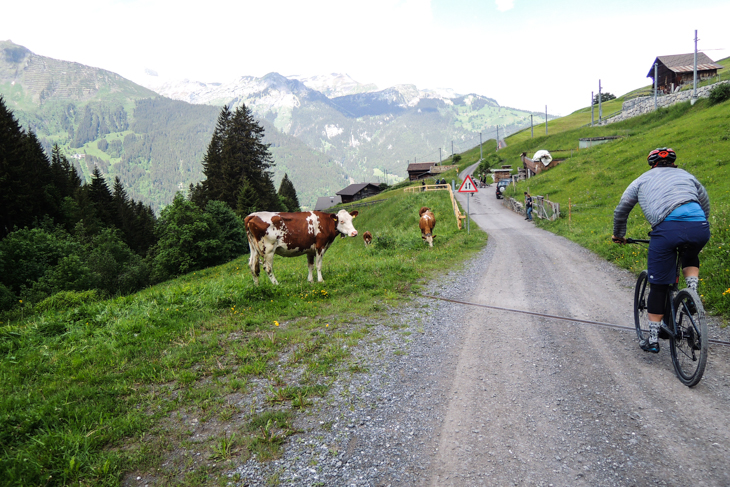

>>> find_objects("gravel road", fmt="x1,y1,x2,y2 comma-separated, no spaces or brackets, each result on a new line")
232,170,730,486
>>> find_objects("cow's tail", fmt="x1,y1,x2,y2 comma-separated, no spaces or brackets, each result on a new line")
244,216,265,259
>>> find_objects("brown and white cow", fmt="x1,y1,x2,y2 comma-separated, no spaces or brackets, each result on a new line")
363,231,372,246
244,209,358,285
419,206,436,247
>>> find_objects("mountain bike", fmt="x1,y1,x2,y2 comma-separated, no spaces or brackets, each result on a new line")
628,238,708,387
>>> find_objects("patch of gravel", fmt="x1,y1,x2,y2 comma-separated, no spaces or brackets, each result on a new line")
227,244,496,486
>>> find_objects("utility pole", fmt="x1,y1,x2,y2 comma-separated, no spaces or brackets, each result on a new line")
479,132,483,160
598,80,602,122
496,126,499,149
692,29,698,105
439,147,442,164
451,141,454,158
530,114,533,138
545,105,548,135
654,62,658,110
591,91,594,126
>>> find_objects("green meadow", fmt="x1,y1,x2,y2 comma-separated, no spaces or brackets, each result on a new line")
0,184,484,486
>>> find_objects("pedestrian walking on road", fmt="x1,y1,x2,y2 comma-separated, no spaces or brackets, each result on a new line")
524,192,533,221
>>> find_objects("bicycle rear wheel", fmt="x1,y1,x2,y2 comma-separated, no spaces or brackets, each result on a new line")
633,271,650,343
670,289,708,387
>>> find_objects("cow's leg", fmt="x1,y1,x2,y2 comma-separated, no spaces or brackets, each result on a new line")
315,251,325,282
307,253,315,282
248,241,260,286
262,247,279,285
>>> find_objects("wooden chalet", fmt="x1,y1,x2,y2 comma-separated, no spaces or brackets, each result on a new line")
647,53,724,93
407,162,437,180
336,183,381,204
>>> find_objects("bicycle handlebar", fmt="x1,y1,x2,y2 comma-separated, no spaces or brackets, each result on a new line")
625,238,650,244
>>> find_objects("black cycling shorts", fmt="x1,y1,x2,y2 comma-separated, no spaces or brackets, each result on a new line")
647,220,710,285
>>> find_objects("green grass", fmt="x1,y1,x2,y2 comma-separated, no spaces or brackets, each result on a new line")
492,95,730,317
0,186,485,486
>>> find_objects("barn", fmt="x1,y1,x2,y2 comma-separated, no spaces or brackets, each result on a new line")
336,183,382,204
647,53,724,93
406,162,437,181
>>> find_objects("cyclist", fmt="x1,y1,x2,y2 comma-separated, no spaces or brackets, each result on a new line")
612,148,710,353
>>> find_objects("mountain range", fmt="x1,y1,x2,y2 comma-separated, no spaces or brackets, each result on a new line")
1,40,551,210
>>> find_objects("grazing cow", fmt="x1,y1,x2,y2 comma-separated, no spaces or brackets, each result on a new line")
363,231,373,246
244,209,359,285
419,206,436,247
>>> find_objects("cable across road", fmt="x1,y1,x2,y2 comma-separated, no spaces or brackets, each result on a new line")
421,294,730,348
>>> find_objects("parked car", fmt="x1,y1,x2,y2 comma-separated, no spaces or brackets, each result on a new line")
495,179,510,199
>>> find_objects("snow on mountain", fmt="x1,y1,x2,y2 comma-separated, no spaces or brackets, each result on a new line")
290,73,378,98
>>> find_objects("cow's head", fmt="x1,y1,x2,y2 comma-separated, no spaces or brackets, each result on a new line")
422,233,437,247
331,210,358,238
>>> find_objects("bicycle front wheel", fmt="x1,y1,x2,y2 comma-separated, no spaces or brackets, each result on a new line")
634,271,650,343
670,289,708,387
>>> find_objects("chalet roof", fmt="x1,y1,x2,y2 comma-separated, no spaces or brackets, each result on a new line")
647,52,723,77
314,195,342,211
406,162,437,172
336,183,380,196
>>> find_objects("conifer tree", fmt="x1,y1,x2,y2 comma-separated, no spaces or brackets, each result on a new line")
199,104,281,212
236,178,259,216
277,173,301,212
88,166,115,229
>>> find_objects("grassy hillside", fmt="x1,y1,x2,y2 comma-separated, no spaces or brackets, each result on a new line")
478,93,730,317
0,186,483,486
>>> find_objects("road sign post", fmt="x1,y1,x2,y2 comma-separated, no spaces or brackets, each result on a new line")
458,175,478,234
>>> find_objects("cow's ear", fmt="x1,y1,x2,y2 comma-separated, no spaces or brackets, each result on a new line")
350,211,358,218
330,213,338,222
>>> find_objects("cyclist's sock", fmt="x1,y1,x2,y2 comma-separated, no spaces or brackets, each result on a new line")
685,276,698,291
649,320,661,344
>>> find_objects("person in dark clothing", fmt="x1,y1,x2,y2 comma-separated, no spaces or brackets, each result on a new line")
612,147,710,353
524,192,533,220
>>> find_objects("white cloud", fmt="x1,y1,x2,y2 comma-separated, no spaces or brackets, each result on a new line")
495,0,514,12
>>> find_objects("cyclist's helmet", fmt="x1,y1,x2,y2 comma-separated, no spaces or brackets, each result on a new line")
647,147,677,167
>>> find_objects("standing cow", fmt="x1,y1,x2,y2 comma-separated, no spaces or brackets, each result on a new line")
363,231,373,246
244,209,358,285
419,206,436,247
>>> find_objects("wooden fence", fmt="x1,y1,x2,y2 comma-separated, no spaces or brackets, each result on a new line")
404,184,466,229
502,195,560,221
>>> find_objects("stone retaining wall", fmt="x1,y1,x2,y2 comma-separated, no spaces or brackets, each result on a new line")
600,81,729,125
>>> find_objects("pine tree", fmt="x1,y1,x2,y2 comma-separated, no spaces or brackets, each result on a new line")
277,173,301,212
0,96,56,238
199,105,231,204
236,178,259,217
199,104,281,212
88,166,115,229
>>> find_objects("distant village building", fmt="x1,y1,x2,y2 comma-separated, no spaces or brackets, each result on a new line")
648,53,724,93
336,183,381,204
407,162,437,180
314,195,342,211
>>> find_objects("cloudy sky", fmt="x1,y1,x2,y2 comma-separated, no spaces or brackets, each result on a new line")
4,0,729,115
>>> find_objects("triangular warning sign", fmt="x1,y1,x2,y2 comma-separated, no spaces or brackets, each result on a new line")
458,175,478,193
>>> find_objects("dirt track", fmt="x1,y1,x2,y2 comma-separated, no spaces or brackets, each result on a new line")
422,171,730,485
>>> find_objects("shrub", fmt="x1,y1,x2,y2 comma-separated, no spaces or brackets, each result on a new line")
708,83,730,105
35,290,102,313
150,193,225,282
